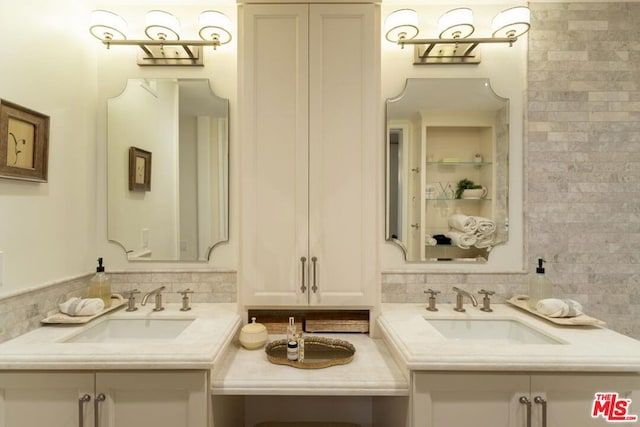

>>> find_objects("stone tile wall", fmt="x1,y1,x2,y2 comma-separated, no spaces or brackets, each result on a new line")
0,271,237,344
382,3,640,339
528,2,640,338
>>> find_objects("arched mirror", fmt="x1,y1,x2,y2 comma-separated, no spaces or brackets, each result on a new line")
107,78,229,261
386,78,508,262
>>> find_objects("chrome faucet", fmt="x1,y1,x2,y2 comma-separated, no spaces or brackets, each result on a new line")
452,286,478,312
141,286,166,311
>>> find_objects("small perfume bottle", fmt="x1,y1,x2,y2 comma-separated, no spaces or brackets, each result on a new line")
286,316,296,342
287,336,299,361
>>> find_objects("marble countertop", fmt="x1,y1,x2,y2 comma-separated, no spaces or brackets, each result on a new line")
0,303,241,370
212,333,409,396
378,303,640,372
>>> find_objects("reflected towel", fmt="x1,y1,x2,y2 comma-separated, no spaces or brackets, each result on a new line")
59,297,104,317
448,214,478,233
536,298,583,318
446,230,477,249
475,232,495,249
473,216,496,234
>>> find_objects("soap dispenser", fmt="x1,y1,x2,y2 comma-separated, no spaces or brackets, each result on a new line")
528,258,553,309
88,257,112,308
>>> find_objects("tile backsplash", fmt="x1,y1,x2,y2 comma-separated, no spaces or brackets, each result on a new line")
0,271,237,344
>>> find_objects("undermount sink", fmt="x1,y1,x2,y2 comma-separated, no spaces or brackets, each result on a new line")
425,318,563,345
63,318,194,343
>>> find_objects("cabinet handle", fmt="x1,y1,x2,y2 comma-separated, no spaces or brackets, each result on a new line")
78,394,91,427
519,396,531,427
300,257,307,293
311,256,318,293
534,396,547,427
94,393,106,427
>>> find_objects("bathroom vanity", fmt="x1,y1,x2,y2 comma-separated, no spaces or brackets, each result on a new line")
0,304,240,427
378,303,640,427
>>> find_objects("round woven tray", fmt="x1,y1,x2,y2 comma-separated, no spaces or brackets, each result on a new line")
265,336,355,369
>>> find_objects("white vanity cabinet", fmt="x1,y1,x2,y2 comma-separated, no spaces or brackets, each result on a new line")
0,371,208,427
413,372,640,427
239,3,379,306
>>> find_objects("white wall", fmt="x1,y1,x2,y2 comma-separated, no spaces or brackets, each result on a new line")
0,0,98,296
380,2,528,273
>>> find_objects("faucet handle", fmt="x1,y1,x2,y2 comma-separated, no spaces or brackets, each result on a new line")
424,289,440,312
424,289,441,297
123,289,140,312
478,289,495,312
178,288,194,311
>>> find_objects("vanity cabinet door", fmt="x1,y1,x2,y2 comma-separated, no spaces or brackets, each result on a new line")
531,374,640,427
413,372,530,427
94,371,208,427
0,372,95,427
240,3,378,307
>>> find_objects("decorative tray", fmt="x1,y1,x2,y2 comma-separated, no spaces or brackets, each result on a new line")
265,336,355,369
41,294,126,324
507,295,606,326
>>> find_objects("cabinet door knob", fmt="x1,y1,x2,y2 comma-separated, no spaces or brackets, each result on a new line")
78,394,91,427
300,257,307,293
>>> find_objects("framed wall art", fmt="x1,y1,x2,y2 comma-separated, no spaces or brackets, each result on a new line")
128,146,152,191
0,99,50,182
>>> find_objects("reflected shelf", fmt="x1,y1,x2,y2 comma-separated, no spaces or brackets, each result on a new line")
425,198,492,201
425,161,493,166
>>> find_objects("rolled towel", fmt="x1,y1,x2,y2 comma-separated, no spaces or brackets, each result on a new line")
536,298,583,318
446,229,477,249
59,297,105,317
448,214,478,233
475,232,495,249
474,216,496,234
425,236,437,246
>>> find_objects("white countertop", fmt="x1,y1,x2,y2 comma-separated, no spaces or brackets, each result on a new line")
0,303,241,370
212,333,409,396
378,303,640,372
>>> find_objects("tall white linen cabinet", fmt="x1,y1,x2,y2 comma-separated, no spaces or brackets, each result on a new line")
239,2,380,307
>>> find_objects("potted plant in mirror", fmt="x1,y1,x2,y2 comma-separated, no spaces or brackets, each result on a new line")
455,178,487,199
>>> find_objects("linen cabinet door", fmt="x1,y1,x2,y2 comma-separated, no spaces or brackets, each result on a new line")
94,371,208,427
531,373,640,427
239,4,310,306
307,3,379,306
412,372,530,427
0,372,94,427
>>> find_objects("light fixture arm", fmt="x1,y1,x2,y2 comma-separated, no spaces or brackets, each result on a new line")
398,36,519,64
102,39,221,65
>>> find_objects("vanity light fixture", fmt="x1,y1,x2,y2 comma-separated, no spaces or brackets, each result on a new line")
385,6,530,65
89,9,232,67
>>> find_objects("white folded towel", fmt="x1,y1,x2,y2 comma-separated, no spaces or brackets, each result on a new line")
446,229,477,249
425,236,437,246
59,297,105,317
474,216,496,234
536,298,583,318
475,232,495,249
448,214,478,233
